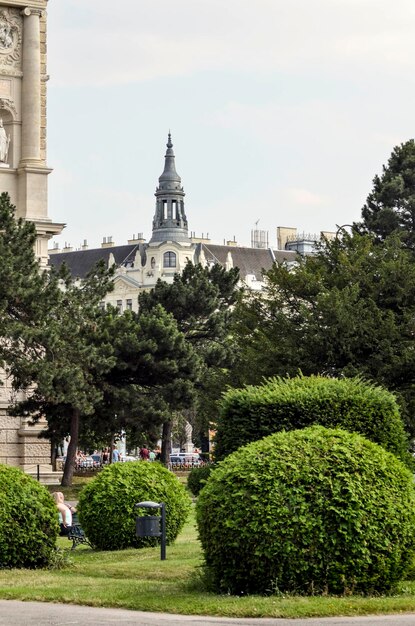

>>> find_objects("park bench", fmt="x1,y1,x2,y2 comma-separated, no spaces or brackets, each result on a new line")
67,512,92,550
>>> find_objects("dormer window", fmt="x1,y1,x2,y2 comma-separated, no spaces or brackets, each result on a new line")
163,251,177,268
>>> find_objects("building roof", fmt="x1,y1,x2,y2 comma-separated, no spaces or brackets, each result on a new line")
49,244,139,279
200,244,297,279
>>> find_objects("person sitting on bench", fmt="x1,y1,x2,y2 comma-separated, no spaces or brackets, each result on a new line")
52,491,73,536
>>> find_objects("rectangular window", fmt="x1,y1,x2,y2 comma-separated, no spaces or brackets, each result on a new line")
116,300,123,313
126,299,133,310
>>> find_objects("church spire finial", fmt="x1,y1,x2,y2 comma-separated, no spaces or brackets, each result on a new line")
150,133,189,243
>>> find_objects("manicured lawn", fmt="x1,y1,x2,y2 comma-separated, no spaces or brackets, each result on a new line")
46,475,92,501
1,507,415,618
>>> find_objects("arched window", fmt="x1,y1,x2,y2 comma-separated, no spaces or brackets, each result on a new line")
163,251,177,268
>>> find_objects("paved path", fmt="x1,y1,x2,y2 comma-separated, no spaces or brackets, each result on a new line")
0,601,415,626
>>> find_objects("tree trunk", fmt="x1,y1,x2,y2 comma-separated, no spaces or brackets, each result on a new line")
109,433,115,464
51,438,57,472
61,407,80,487
161,420,172,465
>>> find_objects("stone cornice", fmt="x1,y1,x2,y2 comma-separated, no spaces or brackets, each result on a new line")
1,1,47,9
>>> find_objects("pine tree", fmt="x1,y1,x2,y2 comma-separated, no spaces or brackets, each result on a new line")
358,139,415,249
138,262,240,457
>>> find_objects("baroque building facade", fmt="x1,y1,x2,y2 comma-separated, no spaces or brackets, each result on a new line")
49,133,299,307
0,0,63,479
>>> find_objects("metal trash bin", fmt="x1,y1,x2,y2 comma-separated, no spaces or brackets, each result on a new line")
135,500,166,560
136,515,161,538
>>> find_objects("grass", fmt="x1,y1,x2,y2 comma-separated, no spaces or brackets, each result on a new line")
46,476,91,501
1,508,415,618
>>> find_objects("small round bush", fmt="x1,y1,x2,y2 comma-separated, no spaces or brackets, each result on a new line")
78,461,192,550
0,465,59,568
197,426,415,595
187,464,214,497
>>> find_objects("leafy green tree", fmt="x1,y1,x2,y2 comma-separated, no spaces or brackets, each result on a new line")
138,262,240,456
358,139,415,248
232,233,415,437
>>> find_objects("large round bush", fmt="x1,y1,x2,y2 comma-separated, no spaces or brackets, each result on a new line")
0,465,59,568
214,375,410,464
197,426,415,595
78,461,192,550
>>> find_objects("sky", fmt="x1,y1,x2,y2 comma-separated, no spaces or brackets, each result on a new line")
46,0,415,251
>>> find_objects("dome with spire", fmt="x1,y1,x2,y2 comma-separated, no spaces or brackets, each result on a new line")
150,133,189,244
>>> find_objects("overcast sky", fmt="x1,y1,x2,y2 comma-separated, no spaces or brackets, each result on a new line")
47,0,415,250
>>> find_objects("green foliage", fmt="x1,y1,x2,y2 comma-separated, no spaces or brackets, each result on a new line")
231,232,415,437
86,305,202,446
138,262,241,457
197,426,415,595
358,139,415,248
139,262,240,366
187,464,215,497
0,465,59,568
7,259,116,485
78,461,192,550
214,375,410,463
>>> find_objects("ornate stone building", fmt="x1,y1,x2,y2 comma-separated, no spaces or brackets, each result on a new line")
49,133,298,307
0,0,63,479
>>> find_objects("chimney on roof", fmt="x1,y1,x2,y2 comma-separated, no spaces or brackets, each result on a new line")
101,236,115,248
48,242,61,255
128,232,146,244
276,227,297,250
63,242,73,252
81,239,88,250
226,236,238,247
190,231,211,244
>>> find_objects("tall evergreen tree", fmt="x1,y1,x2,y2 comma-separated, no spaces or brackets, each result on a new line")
8,261,115,485
358,139,415,248
0,193,115,484
84,304,201,458
138,262,240,456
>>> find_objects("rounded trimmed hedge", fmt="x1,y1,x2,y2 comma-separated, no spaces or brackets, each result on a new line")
197,426,415,595
187,464,215,497
214,375,410,463
78,461,192,550
0,465,59,568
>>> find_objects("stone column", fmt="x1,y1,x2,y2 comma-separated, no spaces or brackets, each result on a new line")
20,7,42,163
